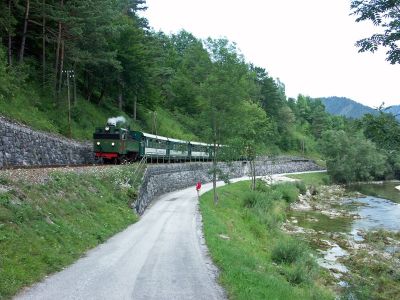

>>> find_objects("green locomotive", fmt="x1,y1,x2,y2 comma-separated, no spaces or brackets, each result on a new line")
93,121,212,163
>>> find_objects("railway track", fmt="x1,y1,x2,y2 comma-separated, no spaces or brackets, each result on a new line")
0,163,103,171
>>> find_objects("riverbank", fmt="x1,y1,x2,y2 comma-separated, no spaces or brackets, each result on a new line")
199,180,334,299
285,174,400,299
0,166,139,299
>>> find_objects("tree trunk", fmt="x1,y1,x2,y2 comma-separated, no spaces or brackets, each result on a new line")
251,159,256,191
42,0,46,88
118,76,123,110
54,0,63,94
118,92,123,110
7,0,12,66
213,113,218,204
133,95,137,120
58,40,64,95
19,0,30,63
97,87,105,105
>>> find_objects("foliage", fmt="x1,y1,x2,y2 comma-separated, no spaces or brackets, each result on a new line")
273,183,301,203
271,238,308,264
320,130,388,183
351,0,400,64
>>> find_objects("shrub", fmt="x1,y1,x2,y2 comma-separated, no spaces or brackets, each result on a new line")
271,238,306,264
320,130,388,183
242,191,276,210
255,179,271,193
295,181,307,195
273,183,299,203
322,176,331,185
283,256,316,285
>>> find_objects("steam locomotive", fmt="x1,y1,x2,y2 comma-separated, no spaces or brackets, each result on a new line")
93,120,212,163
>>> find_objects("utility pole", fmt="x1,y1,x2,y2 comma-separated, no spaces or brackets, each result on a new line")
63,69,74,138
73,70,77,106
153,111,157,135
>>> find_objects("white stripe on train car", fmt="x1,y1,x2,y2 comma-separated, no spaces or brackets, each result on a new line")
170,150,188,156
145,148,167,155
191,151,208,157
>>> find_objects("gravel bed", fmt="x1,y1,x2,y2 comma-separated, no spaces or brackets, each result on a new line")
0,165,123,184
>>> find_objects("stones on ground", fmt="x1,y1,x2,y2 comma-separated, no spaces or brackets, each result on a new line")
218,234,230,240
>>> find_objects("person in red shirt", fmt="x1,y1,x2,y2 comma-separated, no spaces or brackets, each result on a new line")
195,181,202,199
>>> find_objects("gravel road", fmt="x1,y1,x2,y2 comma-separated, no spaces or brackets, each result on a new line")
14,181,227,300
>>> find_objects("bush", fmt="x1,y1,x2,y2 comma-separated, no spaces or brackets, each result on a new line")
271,238,306,264
255,179,271,193
242,191,272,209
320,130,388,183
295,181,307,195
242,190,286,229
273,183,299,203
283,255,317,285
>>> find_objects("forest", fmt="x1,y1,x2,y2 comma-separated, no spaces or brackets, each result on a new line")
0,0,399,183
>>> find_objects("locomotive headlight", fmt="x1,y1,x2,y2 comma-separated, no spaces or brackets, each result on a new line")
111,142,115,147
105,126,110,131
96,142,100,146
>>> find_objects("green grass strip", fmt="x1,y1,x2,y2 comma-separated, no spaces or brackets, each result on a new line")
199,180,333,299
0,167,138,299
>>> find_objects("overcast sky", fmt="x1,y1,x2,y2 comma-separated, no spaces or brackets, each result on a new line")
142,0,400,107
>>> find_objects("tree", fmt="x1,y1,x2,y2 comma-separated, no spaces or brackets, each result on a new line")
351,0,400,64
199,38,251,204
359,111,400,150
320,130,388,183
234,101,272,190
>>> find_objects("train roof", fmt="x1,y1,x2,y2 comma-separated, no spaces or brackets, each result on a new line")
141,132,169,141
168,137,188,144
189,141,209,146
135,131,212,146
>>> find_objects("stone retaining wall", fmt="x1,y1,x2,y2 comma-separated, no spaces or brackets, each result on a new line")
135,158,323,214
0,116,94,168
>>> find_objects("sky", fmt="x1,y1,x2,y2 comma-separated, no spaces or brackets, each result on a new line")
141,0,400,108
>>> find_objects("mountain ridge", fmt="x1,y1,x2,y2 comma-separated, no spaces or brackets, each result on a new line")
319,96,400,121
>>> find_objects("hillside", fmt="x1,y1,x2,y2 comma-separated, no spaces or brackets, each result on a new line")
386,105,400,118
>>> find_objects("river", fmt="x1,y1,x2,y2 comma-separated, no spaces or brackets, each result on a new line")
285,180,400,299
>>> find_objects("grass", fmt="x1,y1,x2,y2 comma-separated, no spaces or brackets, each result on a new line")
0,80,198,141
287,172,330,186
141,107,199,141
0,166,139,299
199,181,333,299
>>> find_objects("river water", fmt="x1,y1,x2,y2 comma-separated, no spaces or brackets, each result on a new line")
346,181,400,239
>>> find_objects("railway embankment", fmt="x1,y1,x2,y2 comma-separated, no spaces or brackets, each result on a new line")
0,165,139,299
135,158,323,214
0,116,94,168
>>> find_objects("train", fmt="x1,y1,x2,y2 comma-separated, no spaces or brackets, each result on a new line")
93,120,214,163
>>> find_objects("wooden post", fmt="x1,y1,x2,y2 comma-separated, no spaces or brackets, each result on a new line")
66,70,71,138
73,70,77,106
